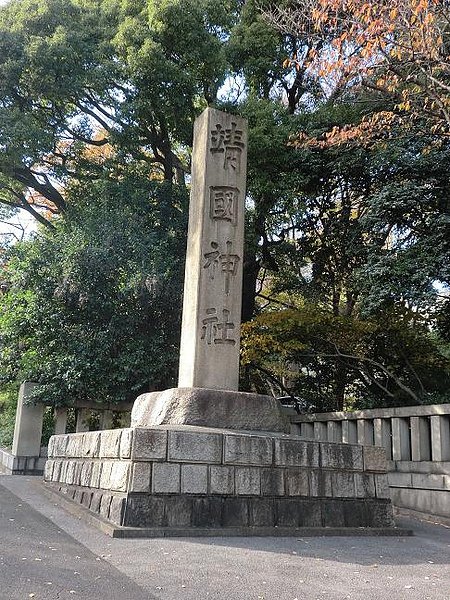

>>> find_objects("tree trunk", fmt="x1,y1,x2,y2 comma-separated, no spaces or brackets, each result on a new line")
241,250,260,322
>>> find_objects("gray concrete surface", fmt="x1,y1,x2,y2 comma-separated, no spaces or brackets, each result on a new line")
1,475,449,600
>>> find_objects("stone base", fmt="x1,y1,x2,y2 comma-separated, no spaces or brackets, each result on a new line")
131,387,290,433
44,483,396,534
388,465,450,521
44,424,396,535
0,447,46,475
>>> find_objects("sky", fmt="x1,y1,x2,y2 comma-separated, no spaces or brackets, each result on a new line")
0,210,37,244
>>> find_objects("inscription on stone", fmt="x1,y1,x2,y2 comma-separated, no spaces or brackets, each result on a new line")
178,108,247,390
210,186,240,224
210,122,245,172
203,240,240,294
201,308,236,346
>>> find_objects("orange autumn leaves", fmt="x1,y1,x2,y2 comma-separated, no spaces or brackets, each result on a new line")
265,0,450,146
305,0,446,74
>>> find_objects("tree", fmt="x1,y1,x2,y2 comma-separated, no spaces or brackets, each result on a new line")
229,4,450,408
1,0,449,412
0,382,18,448
237,94,450,408
261,0,450,133
224,0,333,318
0,0,241,407
0,175,188,406
0,0,238,224
241,302,450,411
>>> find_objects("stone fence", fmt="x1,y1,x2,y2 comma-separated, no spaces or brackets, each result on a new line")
289,404,450,521
0,382,132,474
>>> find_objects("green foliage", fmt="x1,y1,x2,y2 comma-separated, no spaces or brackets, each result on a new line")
0,176,188,406
233,48,450,409
0,0,448,414
0,0,238,218
0,383,18,448
41,407,55,446
227,0,284,98
241,303,450,412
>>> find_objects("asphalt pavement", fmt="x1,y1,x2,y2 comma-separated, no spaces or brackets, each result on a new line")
0,475,449,600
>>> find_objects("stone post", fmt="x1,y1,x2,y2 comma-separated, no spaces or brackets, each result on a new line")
54,407,68,435
313,421,327,441
392,417,411,461
410,416,431,461
75,408,90,432
12,382,44,457
101,409,114,430
327,421,341,442
342,420,358,444
178,108,247,391
430,415,450,461
374,418,392,459
300,422,314,439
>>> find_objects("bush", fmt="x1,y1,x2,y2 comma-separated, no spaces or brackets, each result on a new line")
0,384,18,449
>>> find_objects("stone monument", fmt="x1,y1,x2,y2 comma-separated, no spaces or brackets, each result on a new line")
130,108,288,433
43,109,397,536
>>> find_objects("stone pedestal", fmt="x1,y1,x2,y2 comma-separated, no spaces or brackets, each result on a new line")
131,387,289,433
44,424,396,535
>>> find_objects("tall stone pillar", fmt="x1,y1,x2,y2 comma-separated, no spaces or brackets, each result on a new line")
44,108,397,536
178,108,247,391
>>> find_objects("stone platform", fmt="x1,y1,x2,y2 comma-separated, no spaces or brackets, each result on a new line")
44,424,395,535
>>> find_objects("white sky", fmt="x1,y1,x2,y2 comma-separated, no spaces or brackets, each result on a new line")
0,210,37,244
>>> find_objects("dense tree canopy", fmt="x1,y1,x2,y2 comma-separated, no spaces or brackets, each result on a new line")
0,0,449,413
0,0,238,222
0,177,188,405
239,0,450,409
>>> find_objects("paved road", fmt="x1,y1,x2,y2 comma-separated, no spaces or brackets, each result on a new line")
0,475,449,600
0,482,154,600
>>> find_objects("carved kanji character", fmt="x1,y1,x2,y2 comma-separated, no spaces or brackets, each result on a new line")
203,241,220,280
210,186,239,225
214,308,236,345
201,308,219,345
200,308,236,346
220,241,240,294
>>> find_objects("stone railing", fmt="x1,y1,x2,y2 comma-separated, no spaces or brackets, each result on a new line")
53,403,132,435
0,381,132,475
289,404,450,521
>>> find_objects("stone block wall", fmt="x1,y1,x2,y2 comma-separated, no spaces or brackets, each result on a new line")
44,426,393,531
388,461,450,520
